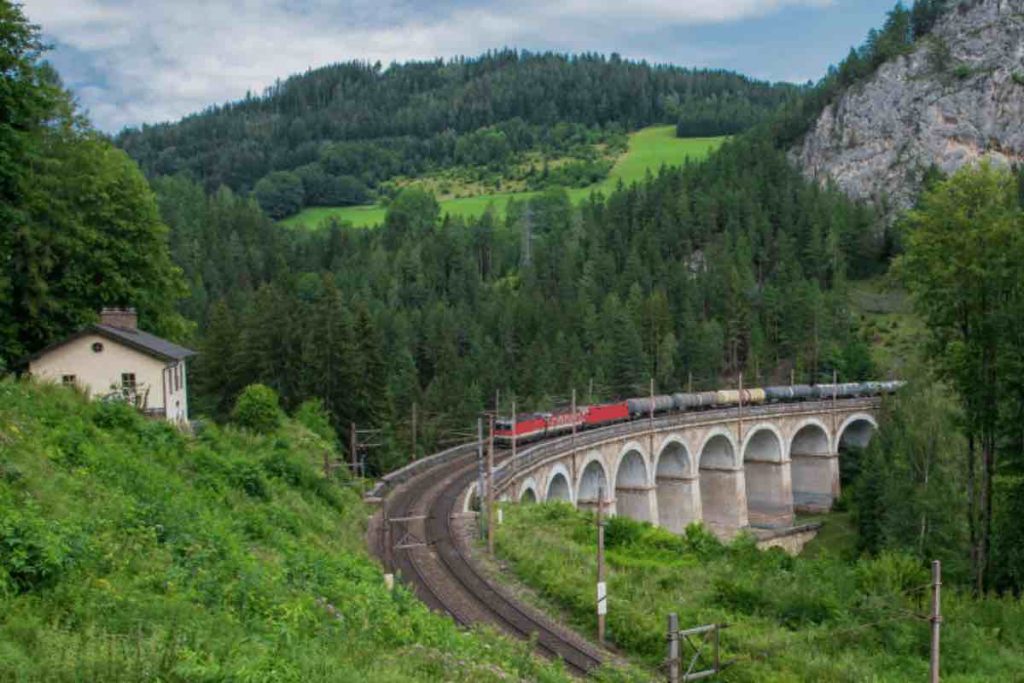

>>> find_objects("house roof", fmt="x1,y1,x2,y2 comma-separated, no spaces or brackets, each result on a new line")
91,324,197,362
24,324,197,365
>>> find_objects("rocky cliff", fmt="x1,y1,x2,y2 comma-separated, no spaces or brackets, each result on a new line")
792,0,1024,216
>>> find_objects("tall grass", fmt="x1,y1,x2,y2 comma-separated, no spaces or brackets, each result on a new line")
496,503,1024,681
0,380,583,682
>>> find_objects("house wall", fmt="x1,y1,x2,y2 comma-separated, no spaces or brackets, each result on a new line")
162,358,189,422
28,333,188,421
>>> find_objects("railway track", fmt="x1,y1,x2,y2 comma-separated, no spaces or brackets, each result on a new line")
372,445,606,677
369,397,881,676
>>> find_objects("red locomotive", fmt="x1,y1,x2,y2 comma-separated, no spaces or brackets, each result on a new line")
494,402,630,444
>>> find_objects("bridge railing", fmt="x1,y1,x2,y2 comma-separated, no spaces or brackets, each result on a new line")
493,397,881,493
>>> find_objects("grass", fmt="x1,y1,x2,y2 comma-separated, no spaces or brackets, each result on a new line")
494,503,1024,681
0,380,588,682
280,127,725,229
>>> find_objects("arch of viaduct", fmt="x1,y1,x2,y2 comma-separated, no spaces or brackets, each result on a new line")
495,399,879,536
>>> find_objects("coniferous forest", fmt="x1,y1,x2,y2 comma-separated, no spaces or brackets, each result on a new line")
118,53,800,218
7,2,1024,678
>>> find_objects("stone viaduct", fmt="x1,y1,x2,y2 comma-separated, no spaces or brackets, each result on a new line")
492,398,879,536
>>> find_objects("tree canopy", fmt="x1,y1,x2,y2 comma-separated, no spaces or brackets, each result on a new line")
117,51,801,218
0,1,187,365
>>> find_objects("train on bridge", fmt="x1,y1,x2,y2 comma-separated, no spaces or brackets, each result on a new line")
494,381,902,445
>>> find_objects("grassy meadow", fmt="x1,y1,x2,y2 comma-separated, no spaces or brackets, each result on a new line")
280,127,725,229
495,503,1024,682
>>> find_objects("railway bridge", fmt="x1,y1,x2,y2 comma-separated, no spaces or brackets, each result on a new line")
492,397,879,536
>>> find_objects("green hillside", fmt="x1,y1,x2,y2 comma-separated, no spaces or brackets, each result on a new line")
497,505,1024,681
280,128,725,229
0,381,580,682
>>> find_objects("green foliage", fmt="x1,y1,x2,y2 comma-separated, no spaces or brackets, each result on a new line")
0,1,188,364
232,384,284,434
160,129,877,471
293,399,338,447
0,380,578,681
851,373,969,580
990,476,1024,592
953,63,973,80
118,51,800,219
1013,72,1024,87
254,170,305,219
897,162,1024,590
497,503,1024,679
0,501,76,596
281,128,724,228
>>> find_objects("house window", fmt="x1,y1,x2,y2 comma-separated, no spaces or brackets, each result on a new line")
61,375,76,386
121,373,136,392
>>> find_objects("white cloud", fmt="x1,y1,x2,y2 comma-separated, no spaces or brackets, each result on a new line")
23,0,833,132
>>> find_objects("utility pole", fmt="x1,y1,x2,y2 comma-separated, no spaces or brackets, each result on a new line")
930,560,942,683
649,378,655,490
511,399,517,465
832,368,838,435
571,387,577,450
790,368,795,387
382,499,394,590
688,371,693,394
477,417,486,541
350,421,358,475
649,377,655,429
667,613,680,683
737,372,744,444
487,413,496,554
411,403,417,461
597,485,607,645
588,377,594,405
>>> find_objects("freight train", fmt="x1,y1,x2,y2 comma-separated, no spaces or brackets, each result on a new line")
493,381,902,445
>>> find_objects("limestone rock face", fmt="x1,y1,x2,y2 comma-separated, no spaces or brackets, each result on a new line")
792,0,1024,217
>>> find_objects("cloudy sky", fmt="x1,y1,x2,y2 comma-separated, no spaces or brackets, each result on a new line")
24,0,898,133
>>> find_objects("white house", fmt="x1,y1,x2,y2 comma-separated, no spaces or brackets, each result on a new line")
26,308,197,423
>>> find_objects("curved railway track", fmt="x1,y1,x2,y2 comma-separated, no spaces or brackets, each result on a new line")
372,446,606,676
369,397,881,677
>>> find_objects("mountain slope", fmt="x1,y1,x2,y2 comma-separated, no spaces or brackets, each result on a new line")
792,0,1024,215
116,51,798,218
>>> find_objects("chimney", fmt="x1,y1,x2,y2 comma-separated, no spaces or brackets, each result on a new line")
100,307,138,330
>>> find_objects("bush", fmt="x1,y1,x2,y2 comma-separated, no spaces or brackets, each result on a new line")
231,384,283,434
1013,72,1024,87
0,504,75,595
293,399,337,446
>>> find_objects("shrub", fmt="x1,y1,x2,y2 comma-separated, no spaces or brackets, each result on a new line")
231,384,282,434
604,515,645,548
293,399,337,446
92,400,142,431
0,504,75,594
1013,72,1024,87
228,460,270,500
